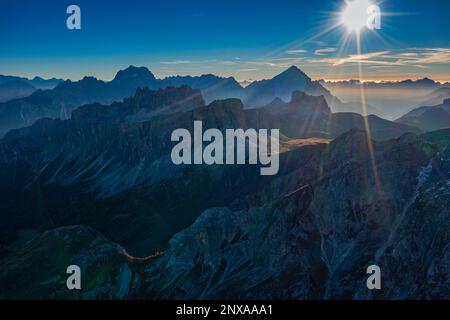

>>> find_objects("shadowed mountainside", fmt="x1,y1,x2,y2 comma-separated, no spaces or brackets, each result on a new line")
396,98,450,131
0,83,447,300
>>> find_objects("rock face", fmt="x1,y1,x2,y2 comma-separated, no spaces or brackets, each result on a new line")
0,90,277,258
263,91,420,140
163,74,245,103
136,129,449,300
71,86,205,122
0,83,448,299
112,66,157,84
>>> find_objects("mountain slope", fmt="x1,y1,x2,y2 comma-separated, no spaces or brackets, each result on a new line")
0,225,131,299
420,87,450,107
0,89,278,256
138,129,448,299
0,66,161,136
2,128,446,299
396,98,450,131
245,66,338,107
322,78,446,120
0,78,448,299
162,74,244,103
0,79,36,102
263,91,420,140
0,75,62,90
0,66,363,136
0,87,424,259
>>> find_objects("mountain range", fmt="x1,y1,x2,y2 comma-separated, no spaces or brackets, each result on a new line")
0,75,63,103
321,79,450,120
0,66,449,299
0,65,373,136
419,87,450,107
321,78,449,90
396,98,450,131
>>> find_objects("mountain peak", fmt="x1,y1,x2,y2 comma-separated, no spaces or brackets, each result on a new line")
113,66,156,82
287,65,302,72
272,66,311,83
283,65,308,76
416,77,436,84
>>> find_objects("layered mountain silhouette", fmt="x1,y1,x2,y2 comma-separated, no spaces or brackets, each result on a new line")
419,87,450,107
263,91,420,140
396,98,450,131
0,66,160,136
0,79,36,103
163,74,244,103
0,67,449,299
0,75,62,103
0,65,346,136
244,66,339,107
321,78,450,120
0,87,448,297
0,75,63,90
2,67,448,137
0,87,420,251
322,78,447,90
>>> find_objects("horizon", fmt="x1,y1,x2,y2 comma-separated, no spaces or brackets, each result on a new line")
1,0,450,82
3,64,450,85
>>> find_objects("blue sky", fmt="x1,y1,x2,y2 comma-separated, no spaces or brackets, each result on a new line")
1,0,450,82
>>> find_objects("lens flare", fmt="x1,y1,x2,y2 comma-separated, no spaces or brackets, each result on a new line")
341,0,374,32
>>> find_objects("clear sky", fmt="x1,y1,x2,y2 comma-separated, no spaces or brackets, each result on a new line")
1,0,450,82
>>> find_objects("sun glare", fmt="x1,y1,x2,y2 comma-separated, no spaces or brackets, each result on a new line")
341,0,374,32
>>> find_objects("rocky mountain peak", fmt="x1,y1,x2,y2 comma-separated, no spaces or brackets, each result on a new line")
285,65,308,76
290,91,331,114
416,77,436,85
275,65,310,82
72,85,205,122
207,98,244,111
113,66,156,83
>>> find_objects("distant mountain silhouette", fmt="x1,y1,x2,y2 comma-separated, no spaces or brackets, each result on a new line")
245,66,339,107
28,76,63,90
0,75,62,102
112,65,158,86
0,67,160,136
321,78,449,120
263,91,420,140
0,65,343,136
0,79,36,103
72,86,205,123
419,87,450,107
322,78,444,90
162,74,244,103
396,98,450,131
0,75,63,90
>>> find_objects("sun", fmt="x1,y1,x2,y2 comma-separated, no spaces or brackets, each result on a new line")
340,0,375,32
